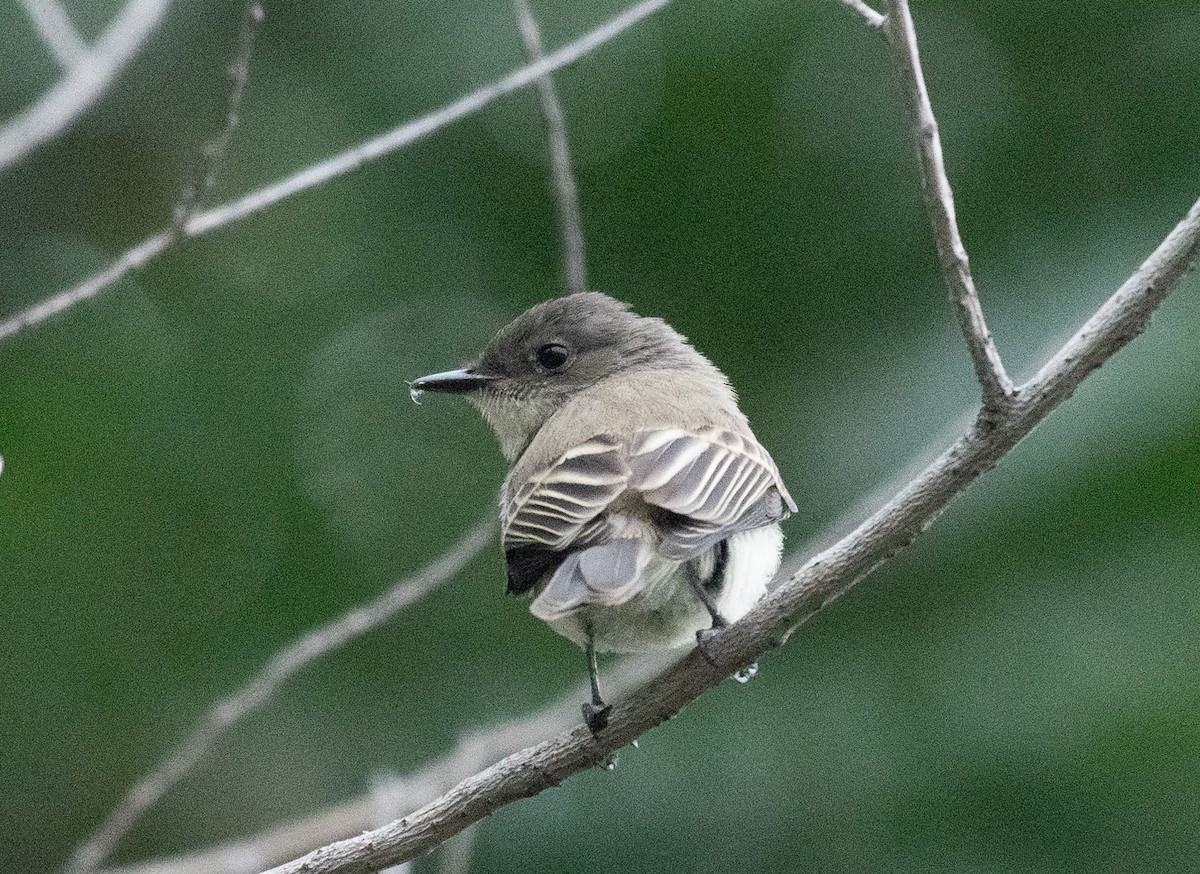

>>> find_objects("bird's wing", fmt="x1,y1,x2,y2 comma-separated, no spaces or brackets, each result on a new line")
628,426,796,561
502,427,794,604
502,434,630,595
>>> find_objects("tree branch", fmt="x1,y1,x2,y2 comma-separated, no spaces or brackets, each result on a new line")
838,0,885,29
65,519,495,874
34,3,1195,871
18,0,88,69
0,233,174,344
0,0,174,172
99,471,909,874
511,0,589,296
97,654,674,874
882,0,1014,409
170,0,265,234
257,195,1200,874
0,0,670,345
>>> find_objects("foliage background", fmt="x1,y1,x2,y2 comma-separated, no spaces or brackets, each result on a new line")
2,0,1198,871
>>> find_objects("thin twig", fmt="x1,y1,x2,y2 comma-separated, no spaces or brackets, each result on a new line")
882,0,1014,410
18,0,88,68
255,196,1200,874
838,0,886,28
0,232,176,341
65,519,495,874
0,0,670,345
98,654,674,874
511,0,589,295
0,0,174,172
171,0,265,233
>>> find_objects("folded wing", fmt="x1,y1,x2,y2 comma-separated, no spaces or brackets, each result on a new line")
503,435,629,594
629,427,796,561
502,426,794,609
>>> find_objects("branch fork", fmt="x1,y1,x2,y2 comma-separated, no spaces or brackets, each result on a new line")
881,0,1015,411
242,4,1200,871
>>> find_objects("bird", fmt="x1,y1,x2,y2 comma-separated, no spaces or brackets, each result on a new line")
409,292,794,732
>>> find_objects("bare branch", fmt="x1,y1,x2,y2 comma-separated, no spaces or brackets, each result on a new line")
0,0,174,172
1,0,264,344
882,0,1014,409
256,196,1200,874
838,0,886,29
97,509,870,874
511,0,589,295
98,654,674,874
180,0,669,240
65,519,495,874
0,0,671,345
171,0,265,233
18,0,88,68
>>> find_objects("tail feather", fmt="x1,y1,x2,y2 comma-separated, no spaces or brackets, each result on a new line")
529,538,648,621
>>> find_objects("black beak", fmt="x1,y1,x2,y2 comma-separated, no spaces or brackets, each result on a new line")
408,368,495,402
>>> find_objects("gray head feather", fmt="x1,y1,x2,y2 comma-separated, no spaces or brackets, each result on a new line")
475,293,697,377
466,293,728,459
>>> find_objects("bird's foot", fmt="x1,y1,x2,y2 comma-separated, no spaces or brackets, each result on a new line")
694,627,722,667
582,701,612,734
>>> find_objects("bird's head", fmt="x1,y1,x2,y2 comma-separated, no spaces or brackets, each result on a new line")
409,292,707,460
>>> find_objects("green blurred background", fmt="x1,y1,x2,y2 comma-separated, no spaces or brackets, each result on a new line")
2,0,1198,871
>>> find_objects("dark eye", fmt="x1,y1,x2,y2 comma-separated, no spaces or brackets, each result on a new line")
536,343,570,370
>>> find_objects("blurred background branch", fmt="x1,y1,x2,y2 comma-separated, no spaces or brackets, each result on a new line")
0,0,668,344
169,0,265,236
0,0,173,171
68,519,495,874
511,0,589,296
17,0,87,69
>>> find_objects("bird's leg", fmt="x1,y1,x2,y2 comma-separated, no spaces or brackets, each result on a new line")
686,552,757,681
687,562,729,667
581,633,611,734
691,542,730,628
691,576,729,630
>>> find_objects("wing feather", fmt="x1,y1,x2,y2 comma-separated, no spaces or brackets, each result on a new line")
502,435,629,551
502,426,795,597
629,427,795,561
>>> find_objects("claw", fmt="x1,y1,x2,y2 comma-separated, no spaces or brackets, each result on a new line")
582,701,612,734
694,628,721,667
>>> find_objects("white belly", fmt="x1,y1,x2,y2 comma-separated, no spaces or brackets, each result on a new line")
542,525,784,653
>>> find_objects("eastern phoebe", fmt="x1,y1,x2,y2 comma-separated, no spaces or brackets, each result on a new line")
411,293,794,732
